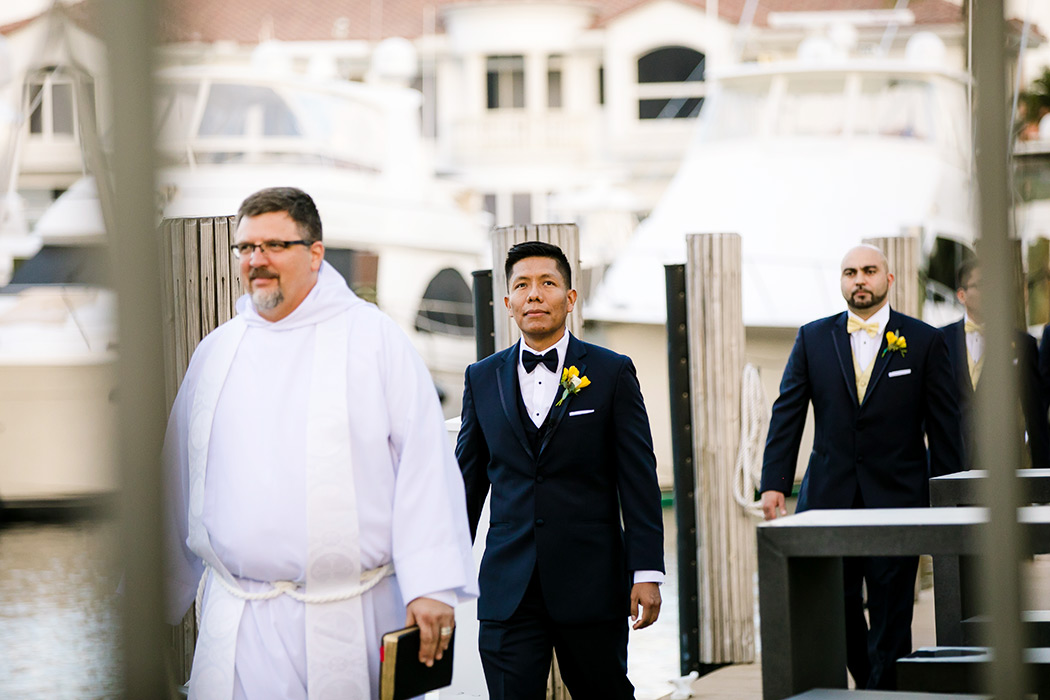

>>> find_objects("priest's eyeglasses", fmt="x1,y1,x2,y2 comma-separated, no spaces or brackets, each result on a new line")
231,240,310,258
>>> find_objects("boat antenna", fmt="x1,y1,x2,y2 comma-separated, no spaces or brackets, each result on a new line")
732,0,760,61
877,0,909,56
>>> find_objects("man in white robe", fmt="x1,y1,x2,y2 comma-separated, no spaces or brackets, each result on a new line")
164,187,477,699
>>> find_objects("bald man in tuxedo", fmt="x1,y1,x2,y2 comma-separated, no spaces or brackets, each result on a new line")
761,244,963,690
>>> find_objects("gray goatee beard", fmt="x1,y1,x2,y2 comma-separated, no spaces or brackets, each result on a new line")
251,286,284,312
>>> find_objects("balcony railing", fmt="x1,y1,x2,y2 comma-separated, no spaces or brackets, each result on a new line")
449,111,596,161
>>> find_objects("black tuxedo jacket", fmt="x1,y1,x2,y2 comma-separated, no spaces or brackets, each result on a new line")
455,334,664,624
1040,324,1050,432
761,309,963,510
941,320,1049,468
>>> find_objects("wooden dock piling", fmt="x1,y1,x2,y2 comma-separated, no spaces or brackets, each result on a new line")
862,235,920,318
160,216,241,684
685,233,756,664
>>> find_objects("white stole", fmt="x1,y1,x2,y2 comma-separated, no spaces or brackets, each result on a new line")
186,315,369,698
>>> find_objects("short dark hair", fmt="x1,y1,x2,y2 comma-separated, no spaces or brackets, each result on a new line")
504,241,572,289
237,187,323,243
957,257,980,290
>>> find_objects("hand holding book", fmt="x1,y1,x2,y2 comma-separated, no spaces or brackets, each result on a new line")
404,596,455,666
380,625,455,700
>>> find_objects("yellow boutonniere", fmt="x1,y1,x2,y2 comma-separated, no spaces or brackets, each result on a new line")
882,330,907,357
555,365,591,406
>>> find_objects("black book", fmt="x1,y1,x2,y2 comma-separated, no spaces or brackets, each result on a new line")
379,625,455,700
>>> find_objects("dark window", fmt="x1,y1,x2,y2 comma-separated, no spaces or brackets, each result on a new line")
482,194,497,219
512,193,531,225
598,66,605,105
7,245,110,287
639,97,704,120
198,84,300,137
416,268,474,336
548,55,563,109
25,66,91,138
638,47,705,83
486,56,525,110
637,47,706,120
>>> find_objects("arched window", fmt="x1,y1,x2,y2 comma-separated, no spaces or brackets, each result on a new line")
637,46,705,120
415,268,474,336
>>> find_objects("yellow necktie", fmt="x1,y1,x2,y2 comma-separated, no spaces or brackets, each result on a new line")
964,320,983,334
847,317,880,338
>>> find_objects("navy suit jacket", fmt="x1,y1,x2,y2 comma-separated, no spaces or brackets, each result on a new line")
455,334,664,624
761,309,963,510
941,320,1049,469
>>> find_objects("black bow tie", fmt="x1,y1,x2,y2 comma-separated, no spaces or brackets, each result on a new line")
522,349,558,374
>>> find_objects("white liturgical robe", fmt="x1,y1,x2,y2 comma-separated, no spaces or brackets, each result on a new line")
164,262,477,699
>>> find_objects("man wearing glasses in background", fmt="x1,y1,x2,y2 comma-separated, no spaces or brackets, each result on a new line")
941,258,1048,468
163,187,477,699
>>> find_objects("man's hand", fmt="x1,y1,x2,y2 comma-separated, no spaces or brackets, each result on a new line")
761,490,787,521
405,597,455,667
630,582,661,630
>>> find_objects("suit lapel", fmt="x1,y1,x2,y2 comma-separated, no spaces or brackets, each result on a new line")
860,310,897,407
496,341,534,459
539,335,588,456
831,312,859,406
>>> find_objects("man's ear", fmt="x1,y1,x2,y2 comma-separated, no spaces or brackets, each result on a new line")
310,241,325,271
886,272,895,289
566,289,577,313
504,296,511,314
956,288,966,305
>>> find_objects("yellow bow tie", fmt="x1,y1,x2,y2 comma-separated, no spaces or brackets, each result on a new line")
964,320,983,335
847,317,880,338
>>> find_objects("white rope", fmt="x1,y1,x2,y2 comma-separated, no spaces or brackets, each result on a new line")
195,563,393,628
733,363,769,518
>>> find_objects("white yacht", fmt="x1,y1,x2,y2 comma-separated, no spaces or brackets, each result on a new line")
0,179,117,507
0,58,487,506
588,32,973,328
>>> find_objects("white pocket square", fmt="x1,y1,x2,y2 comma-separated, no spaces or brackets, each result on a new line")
569,409,595,417
887,368,911,378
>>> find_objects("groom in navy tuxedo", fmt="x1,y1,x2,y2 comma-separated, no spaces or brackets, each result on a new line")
760,244,963,690
456,241,664,700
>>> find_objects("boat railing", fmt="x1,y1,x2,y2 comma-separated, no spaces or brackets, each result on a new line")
158,137,382,173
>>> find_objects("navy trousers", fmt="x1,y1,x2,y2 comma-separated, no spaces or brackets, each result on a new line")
843,554,920,690
478,568,634,700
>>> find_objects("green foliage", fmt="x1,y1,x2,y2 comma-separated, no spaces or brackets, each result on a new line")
1021,66,1050,127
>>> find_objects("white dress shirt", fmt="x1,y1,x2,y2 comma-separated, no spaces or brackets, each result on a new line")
964,313,984,363
517,331,663,586
847,303,890,370
517,331,571,427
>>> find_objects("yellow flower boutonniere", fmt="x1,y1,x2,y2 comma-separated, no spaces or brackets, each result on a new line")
555,365,591,406
882,330,907,357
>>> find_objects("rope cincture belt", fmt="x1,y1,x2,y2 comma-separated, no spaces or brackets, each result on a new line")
195,563,394,628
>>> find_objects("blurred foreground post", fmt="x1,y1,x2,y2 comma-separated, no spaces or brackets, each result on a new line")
972,1,1028,699
684,233,756,665
100,0,170,695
